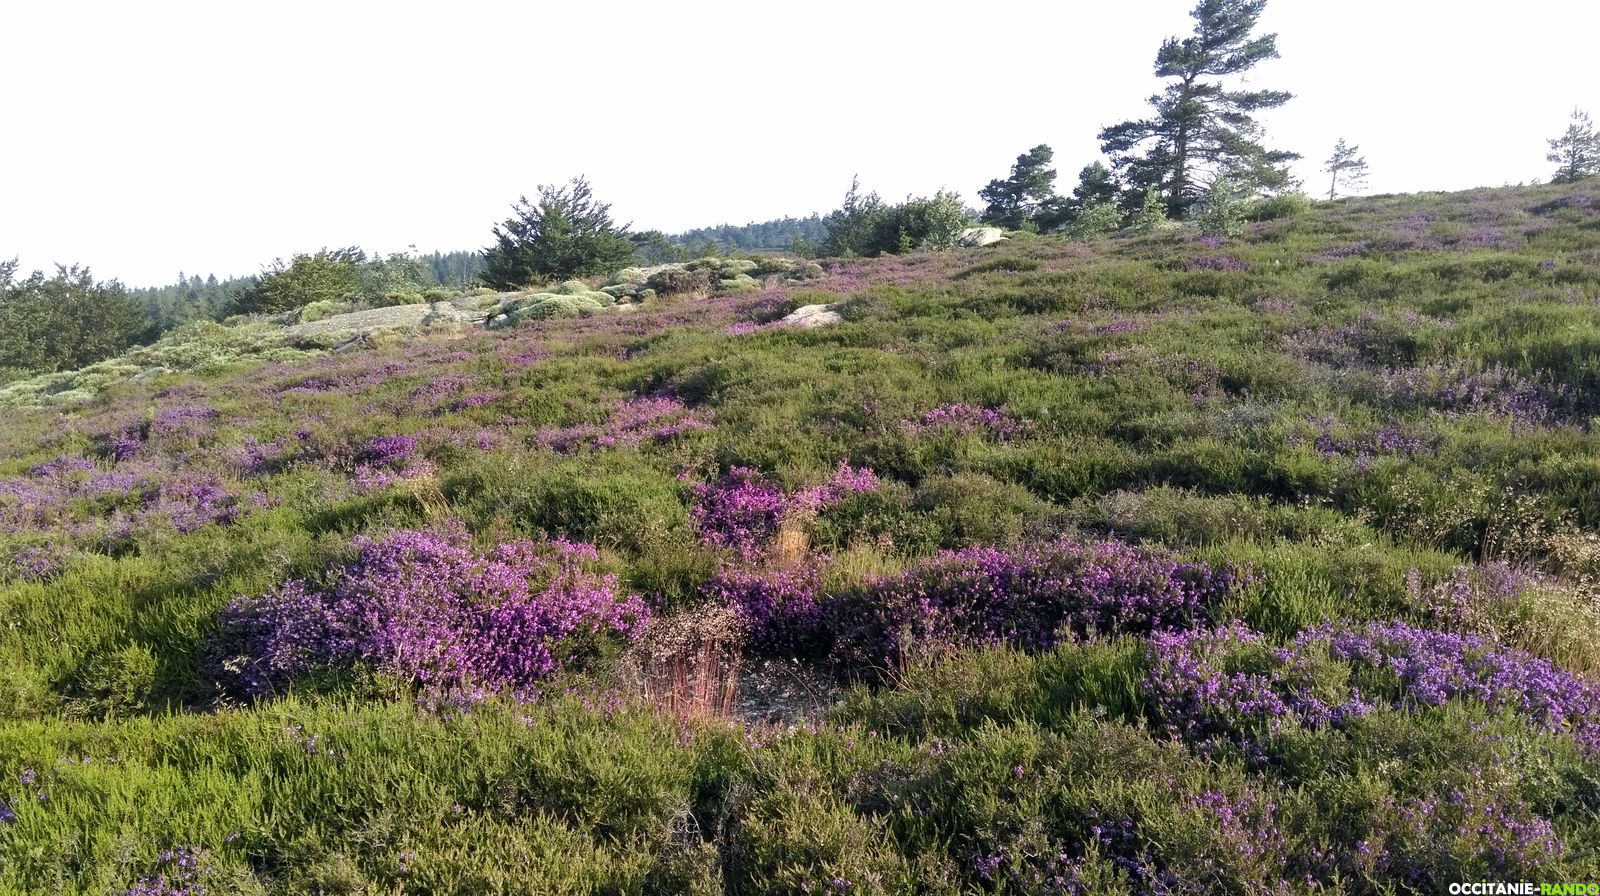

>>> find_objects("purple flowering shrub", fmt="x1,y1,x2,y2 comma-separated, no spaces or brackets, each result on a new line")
534,395,714,453
823,539,1239,671
1183,254,1248,272
703,564,827,657
124,846,214,896
898,403,1027,440
1412,563,1600,674
714,538,1238,674
689,464,879,560
1145,621,1600,762
0,458,246,556
208,527,649,699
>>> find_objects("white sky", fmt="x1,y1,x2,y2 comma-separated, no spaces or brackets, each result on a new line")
3,0,1596,286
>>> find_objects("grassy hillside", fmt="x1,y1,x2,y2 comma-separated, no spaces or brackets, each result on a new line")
4,183,1600,892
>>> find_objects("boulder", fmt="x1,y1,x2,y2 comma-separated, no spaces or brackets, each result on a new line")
780,304,844,328
955,227,1008,248
284,302,488,340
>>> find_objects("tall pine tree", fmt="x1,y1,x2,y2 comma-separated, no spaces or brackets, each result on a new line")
1099,0,1297,216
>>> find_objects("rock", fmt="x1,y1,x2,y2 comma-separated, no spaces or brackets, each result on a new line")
955,227,1008,248
780,304,844,328
284,303,488,340
489,294,608,328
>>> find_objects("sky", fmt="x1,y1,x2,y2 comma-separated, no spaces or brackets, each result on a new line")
3,0,1597,287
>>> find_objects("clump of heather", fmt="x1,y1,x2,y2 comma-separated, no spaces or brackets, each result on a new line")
1381,362,1578,427
1183,254,1248,272
722,538,1237,672
1290,415,1433,467
155,473,242,533
1410,563,1600,673
355,434,417,467
823,538,1238,670
1145,620,1600,762
535,395,714,453
208,526,648,700
344,433,437,492
689,464,878,560
124,846,213,896
899,403,1027,440
704,564,827,657
0,460,244,550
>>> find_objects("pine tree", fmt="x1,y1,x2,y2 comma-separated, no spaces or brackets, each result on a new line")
481,176,636,289
978,145,1060,230
1323,138,1370,200
1099,0,1297,216
1547,108,1600,185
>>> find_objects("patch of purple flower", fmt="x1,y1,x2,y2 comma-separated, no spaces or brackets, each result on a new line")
899,403,1026,440
1291,415,1433,466
1184,255,1249,272
124,846,211,896
689,464,878,560
208,527,649,700
822,539,1238,669
534,396,714,453
703,565,826,656
355,434,417,467
1146,620,1600,760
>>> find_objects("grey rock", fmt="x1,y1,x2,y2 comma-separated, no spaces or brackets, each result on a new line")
955,226,1008,248
780,303,844,328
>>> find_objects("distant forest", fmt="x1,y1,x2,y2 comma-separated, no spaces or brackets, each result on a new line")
669,214,828,254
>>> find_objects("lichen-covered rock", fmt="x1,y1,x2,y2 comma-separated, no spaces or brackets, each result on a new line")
955,227,1008,248
490,294,608,328
780,304,844,327
285,303,488,340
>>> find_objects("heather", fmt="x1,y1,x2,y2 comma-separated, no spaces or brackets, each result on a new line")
5,182,1600,890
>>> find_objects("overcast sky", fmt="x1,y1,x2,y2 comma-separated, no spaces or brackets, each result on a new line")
3,0,1596,287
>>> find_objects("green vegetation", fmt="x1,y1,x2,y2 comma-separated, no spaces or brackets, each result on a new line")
481,176,637,288
819,178,971,257
1547,108,1600,184
1099,0,1298,213
4,179,1600,891
0,262,151,379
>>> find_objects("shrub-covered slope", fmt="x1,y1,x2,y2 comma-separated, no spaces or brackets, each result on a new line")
4,183,1600,892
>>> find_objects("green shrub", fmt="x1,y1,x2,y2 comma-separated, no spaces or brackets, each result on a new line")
1245,191,1313,221
1065,201,1123,240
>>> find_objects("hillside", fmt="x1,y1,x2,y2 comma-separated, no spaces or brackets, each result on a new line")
3,182,1600,892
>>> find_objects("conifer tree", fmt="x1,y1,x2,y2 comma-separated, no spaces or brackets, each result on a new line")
978,145,1061,230
482,176,636,288
1099,0,1297,216
1323,138,1370,199
1547,108,1600,184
